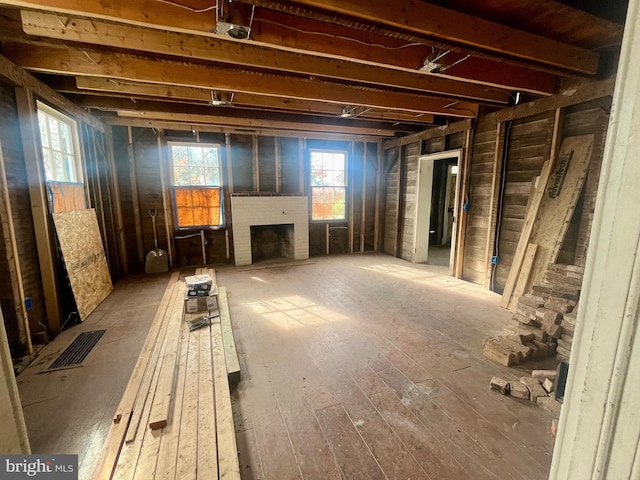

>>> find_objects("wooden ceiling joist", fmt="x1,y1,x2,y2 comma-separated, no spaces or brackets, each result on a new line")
19,11,510,104
245,0,599,75
2,42,479,117
0,0,216,33
104,117,385,142
247,8,559,96
66,94,422,132
69,78,436,124
114,110,399,137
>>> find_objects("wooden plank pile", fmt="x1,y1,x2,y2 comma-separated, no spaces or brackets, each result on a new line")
484,263,583,366
93,269,241,480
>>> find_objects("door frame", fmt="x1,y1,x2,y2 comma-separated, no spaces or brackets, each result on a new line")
413,149,462,274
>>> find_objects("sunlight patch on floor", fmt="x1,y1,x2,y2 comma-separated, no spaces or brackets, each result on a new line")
246,295,348,330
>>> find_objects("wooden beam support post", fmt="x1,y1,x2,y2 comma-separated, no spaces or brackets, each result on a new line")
156,130,173,268
127,126,144,266
106,126,127,274
14,87,61,333
484,121,507,288
373,142,382,252
360,143,367,253
0,142,31,353
349,141,355,254
0,307,30,453
454,127,473,279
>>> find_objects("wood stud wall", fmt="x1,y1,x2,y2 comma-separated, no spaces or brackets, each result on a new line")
116,128,382,267
383,81,613,289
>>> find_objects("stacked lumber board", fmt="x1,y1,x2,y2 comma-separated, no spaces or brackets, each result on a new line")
93,270,241,480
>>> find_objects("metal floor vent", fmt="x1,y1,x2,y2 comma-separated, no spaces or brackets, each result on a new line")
46,329,107,371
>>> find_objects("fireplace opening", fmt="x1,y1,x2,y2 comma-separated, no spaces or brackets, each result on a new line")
250,224,295,263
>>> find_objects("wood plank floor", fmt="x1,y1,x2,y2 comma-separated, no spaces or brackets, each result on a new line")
219,253,555,480
17,253,555,479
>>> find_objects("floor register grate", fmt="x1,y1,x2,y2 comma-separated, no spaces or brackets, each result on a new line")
46,329,107,371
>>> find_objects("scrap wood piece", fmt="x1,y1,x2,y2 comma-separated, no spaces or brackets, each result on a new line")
154,324,189,480
525,134,594,292
148,282,187,430
113,272,180,424
211,320,241,480
508,244,538,312
217,286,241,385
125,284,182,444
197,324,218,478
174,317,201,479
52,208,113,320
501,159,553,308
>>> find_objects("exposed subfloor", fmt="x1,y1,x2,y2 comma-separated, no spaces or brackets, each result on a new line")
17,252,555,479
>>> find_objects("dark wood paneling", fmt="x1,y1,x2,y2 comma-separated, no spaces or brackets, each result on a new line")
493,112,555,290
257,136,276,192
0,82,45,351
462,120,497,283
279,137,301,194
229,134,253,192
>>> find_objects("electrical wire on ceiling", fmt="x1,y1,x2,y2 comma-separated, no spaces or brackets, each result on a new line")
153,0,217,13
256,17,427,51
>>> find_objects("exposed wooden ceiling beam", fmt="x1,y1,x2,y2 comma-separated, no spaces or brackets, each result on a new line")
2,42,479,117
105,116,385,142
19,11,509,104
64,94,420,133
0,0,216,33
243,0,599,75
248,8,558,96
0,53,104,131
69,77,435,124
114,110,399,137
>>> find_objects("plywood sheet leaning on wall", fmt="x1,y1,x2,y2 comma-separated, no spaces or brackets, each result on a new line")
53,208,113,320
507,135,594,310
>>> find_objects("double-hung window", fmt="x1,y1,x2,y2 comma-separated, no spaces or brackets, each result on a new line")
37,101,86,212
310,149,347,221
170,142,223,228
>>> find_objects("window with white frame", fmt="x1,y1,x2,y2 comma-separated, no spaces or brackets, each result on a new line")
310,149,347,221
37,102,82,183
170,142,223,228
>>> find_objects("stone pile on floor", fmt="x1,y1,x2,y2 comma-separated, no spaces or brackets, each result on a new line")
484,263,584,366
490,369,561,416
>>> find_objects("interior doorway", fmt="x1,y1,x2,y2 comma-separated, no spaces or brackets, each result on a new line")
413,150,462,273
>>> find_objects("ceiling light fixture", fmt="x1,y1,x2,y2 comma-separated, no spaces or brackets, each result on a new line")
211,91,226,106
340,106,356,118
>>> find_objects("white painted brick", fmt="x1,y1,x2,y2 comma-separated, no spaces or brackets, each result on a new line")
231,196,310,266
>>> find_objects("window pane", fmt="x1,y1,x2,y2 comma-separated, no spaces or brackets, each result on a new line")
38,113,49,147
174,166,190,186
37,104,80,183
310,151,323,170
204,167,220,186
322,152,334,170
59,122,72,154
173,146,189,166
189,146,204,166
190,166,205,186
310,168,323,186
310,150,347,221
42,149,52,180
203,148,217,167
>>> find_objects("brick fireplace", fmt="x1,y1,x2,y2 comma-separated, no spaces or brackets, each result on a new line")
230,196,309,266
